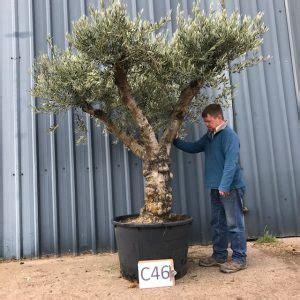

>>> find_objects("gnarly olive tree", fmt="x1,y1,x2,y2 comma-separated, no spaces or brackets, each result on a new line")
32,1,268,223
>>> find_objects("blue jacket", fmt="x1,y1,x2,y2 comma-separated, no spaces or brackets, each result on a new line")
173,126,245,192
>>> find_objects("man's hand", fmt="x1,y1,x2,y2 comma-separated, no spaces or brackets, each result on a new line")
175,132,179,139
219,190,230,197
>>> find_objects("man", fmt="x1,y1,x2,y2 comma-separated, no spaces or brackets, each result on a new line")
173,103,247,273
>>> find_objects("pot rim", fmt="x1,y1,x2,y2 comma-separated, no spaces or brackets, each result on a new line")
112,214,193,228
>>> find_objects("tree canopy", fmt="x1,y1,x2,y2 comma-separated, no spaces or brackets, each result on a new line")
32,0,268,159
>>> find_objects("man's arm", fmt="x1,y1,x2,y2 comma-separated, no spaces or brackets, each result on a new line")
173,134,208,153
219,133,240,193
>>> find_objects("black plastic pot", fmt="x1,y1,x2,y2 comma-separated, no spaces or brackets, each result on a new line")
112,214,193,281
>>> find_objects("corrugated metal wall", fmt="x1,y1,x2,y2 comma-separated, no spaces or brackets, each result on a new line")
228,0,300,238
1,0,299,259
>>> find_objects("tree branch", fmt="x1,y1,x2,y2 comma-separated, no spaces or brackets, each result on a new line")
81,102,145,159
160,80,203,146
114,62,159,154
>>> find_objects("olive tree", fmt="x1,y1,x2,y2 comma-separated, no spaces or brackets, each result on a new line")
32,1,268,223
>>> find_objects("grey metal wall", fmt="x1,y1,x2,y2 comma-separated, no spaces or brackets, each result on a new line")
1,0,299,259
228,0,300,238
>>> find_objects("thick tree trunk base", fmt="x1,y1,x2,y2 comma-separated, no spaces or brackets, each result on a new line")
140,154,173,222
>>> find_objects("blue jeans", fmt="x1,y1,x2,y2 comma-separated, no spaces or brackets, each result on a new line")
210,188,247,264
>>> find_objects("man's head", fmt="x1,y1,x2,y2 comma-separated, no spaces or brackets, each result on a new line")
202,104,224,131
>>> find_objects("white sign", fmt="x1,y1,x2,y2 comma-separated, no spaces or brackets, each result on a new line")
138,259,176,289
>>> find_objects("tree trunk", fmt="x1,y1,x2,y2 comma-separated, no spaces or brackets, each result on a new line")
140,150,173,222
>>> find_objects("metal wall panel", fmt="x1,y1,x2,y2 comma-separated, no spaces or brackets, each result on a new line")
227,0,300,238
0,0,299,259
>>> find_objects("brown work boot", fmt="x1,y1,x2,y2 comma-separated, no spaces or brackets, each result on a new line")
219,261,247,273
199,256,226,267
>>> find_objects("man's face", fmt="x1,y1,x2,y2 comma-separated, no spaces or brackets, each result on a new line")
203,114,223,131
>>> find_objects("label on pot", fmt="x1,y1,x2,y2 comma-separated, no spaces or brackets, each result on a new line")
138,259,176,289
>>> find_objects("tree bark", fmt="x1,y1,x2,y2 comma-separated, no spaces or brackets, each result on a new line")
140,149,173,222
81,101,146,159
160,80,203,145
114,62,159,154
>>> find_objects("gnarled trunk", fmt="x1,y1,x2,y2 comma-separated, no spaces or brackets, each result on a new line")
140,149,173,222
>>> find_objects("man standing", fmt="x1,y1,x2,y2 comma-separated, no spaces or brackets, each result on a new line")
173,104,247,273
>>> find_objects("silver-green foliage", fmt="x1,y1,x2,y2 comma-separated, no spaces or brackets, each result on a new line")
31,0,268,143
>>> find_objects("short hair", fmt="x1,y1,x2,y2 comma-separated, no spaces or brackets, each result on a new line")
202,104,224,119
